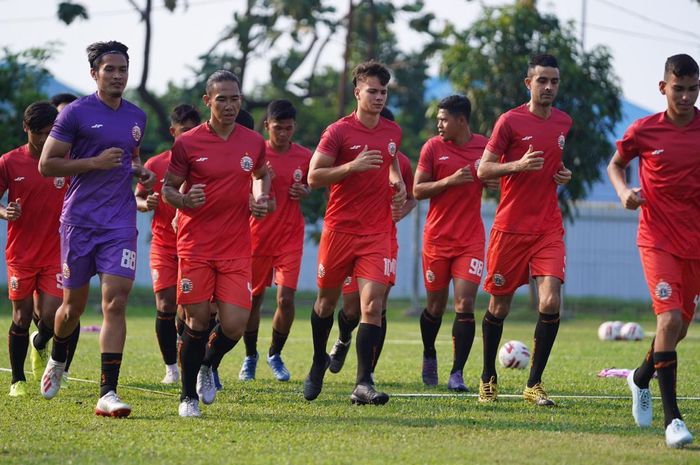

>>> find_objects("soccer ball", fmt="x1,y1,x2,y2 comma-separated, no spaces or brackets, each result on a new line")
498,340,530,369
598,321,624,341
620,322,644,341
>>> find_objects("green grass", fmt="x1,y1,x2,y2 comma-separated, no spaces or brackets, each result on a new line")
0,291,698,464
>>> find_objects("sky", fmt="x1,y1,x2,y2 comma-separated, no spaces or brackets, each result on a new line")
2,0,700,111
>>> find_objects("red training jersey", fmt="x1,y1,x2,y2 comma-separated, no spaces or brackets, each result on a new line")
486,104,572,234
0,145,67,266
169,123,266,260
417,134,489,246
250,142,312,256
617,110,700,259
316,113,402,235
137,151,177,254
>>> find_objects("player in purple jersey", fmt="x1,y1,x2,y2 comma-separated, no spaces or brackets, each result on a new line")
38,41,155,418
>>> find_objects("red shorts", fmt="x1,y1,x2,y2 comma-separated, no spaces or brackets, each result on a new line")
422,241,484,291
177,257,252,310
640,247,700,322
484,228,565,295
150,247,178,293
6,263,63,300
342,236,398,295
318,229,391,289
251,250,302,296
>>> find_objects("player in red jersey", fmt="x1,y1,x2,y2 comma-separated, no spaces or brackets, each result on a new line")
476,54,572,406
162,70,270,417
136,104,201,384
303,61,406,405
608,54,700,448
413,95,497,391
1,102,64,397
238,99,312,382
327,108,415,381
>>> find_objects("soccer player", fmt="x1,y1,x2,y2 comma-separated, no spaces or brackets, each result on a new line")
135,104,201,384
38,41,154,417
303,61,406,405
162,70,270,418
476,54,572,406
327,108,416,380
1,102,65,397
607,53,700,448
50,93,78,113
239,99,312,382
413,95,496,391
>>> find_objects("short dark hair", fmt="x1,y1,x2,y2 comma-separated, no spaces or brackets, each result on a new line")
380,107,395,121
205,70,241,95
49,93,78,108
266,99,296,121
665,54,699,79
236,109,255,130
352,61,391,87
438,95,471,122
23,101,58,132
170,104,201,126
86,41,129,70
528,53,559,73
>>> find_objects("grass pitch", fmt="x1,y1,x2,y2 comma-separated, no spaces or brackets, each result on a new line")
0,292,699,465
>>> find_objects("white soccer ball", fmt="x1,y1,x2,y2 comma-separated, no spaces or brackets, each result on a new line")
498,340,530,369
598,321,624,341
611,321,624,340
620,322,644,341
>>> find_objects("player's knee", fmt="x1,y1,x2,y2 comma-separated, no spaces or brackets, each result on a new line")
156,298,177,314
658,311,683,333
316,298,336,316
454,295,475,314
362,298,383,319
277,294,295,313
220,320,244,340
538,294,560,314
11,314,31,329
103,293,128,316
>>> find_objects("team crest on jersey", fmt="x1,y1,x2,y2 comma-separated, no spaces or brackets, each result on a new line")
62,263,71,280
655,280,672,301
54,177,65,189
132,124,142,142
388,140,397,158
293,168,303,183
240,154,254,172
557,133,565,150
343,276,352,287
318,264,326,279
180,278,193,294
151,269,159,282
426,269,435,283
493,273,506,287
9,276,18,291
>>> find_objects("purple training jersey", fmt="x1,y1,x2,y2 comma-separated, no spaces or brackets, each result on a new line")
49,92,146,229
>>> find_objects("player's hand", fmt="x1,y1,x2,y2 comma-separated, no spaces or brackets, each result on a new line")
350,145,383,172
553,163,572,185
447,166,474,185
289,182,309,200
517,145,545,172
93,147,124,170
184,183,206,209
251,194,269,219
145,192,160,211
6,198,21,221
134,166,156,190
619,187,645,210
483,178,500,191
391,180,406,211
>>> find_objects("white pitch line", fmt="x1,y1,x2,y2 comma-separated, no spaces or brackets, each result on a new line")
0,367,177,397
392,392,700,401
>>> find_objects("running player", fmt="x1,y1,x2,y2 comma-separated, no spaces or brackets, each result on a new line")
476,54,572,406
1,102,65,397
38,41,154,417
162,70,270,418
608,53,699,448
303,61,406,405
239,99,312,382
413,95,496,391
136,104,201,384
327,108,416,380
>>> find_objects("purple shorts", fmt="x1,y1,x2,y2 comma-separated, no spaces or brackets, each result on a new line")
60,224,138,288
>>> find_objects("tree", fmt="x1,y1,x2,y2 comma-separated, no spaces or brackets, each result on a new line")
0,47,53,154
441,2,622,219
